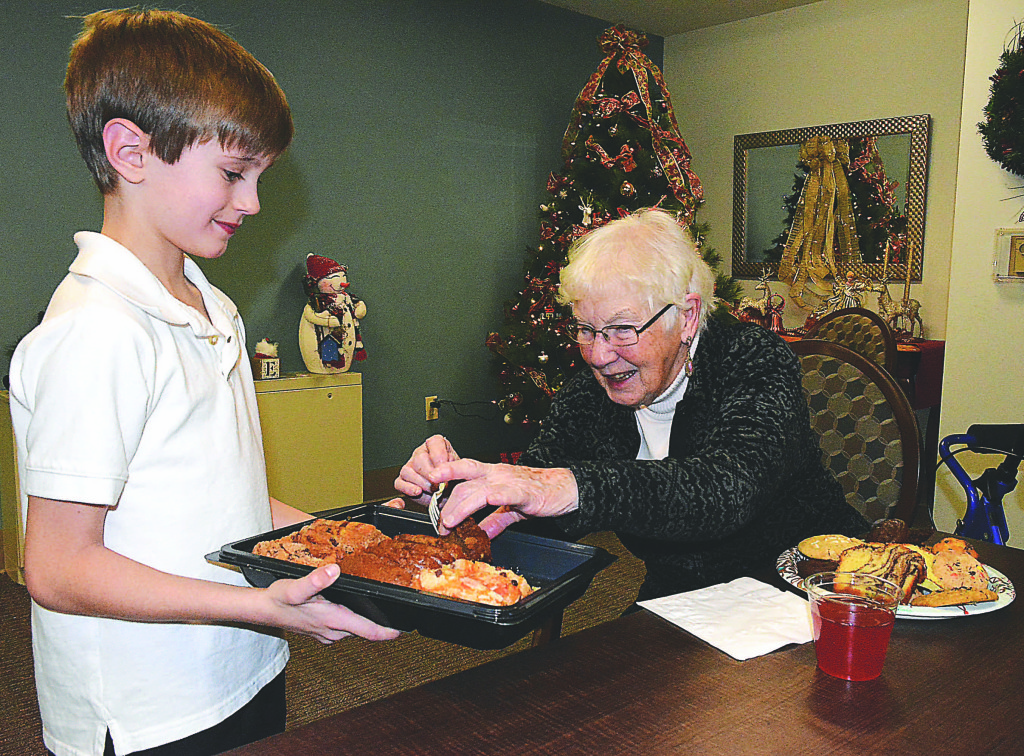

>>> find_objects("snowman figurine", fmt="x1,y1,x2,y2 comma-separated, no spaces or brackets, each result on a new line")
298,254,367,374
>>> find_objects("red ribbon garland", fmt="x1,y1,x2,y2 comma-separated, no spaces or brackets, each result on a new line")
586,135,637,172
485,333,555,398
547,172,569,194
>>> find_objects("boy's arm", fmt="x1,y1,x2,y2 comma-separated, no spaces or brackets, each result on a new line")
269,496,314,528
24,495,398,643
270,497,406,528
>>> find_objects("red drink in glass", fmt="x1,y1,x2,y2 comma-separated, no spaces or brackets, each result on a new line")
804,572,899,681
810,595,895,681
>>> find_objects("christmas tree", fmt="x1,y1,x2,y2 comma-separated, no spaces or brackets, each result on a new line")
846,136,909,265
762,136,908,269
486,25,742,428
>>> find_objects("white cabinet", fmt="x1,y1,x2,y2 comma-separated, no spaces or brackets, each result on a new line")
1,373,364,583
254,372,363,513
1,391,24,584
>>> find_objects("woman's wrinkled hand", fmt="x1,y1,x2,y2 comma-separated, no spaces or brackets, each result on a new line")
427,460,579,539
393,434,460,505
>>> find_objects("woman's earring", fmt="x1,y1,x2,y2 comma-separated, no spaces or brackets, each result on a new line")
682,337,694,377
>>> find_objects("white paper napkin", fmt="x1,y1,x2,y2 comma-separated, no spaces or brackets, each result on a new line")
638,577,814,661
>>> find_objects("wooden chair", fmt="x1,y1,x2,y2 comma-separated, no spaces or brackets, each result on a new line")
804,307,898,374
790,339,920,524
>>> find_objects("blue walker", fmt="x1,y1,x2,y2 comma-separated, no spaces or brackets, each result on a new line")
938,424,1024,545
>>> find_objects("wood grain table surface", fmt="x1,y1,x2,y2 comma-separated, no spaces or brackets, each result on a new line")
226,536,1022,755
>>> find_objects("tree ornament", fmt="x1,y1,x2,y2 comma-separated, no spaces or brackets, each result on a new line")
621,181,636,197
608,124,618,136
538,352,549,364
579,192,595,226
504,412,514,425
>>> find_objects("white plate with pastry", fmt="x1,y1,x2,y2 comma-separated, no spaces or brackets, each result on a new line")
776,547,1015,620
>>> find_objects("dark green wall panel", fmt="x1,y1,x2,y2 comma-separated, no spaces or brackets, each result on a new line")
0,1,661,481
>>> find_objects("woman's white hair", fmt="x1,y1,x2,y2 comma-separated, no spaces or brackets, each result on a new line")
557,208,717,333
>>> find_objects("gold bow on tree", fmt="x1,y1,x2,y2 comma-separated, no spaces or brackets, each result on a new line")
777,135,861,310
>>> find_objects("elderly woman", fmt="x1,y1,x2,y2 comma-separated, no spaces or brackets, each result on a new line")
395,208,868,600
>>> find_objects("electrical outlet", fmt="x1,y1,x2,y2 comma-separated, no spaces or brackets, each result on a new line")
425,395,439,421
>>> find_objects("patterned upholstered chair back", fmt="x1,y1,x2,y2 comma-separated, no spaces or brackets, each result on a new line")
804,307,898,374
790,339,920,524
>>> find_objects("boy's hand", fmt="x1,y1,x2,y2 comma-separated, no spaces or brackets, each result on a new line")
264,564,400,644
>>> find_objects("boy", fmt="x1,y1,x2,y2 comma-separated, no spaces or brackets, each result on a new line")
9,9,398,756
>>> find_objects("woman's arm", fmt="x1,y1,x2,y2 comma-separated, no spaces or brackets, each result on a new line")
526,329,811,542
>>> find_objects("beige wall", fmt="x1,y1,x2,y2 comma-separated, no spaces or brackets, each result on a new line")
662,0,968,338
662,0,994,534
666,0,1024,546
934,0,1024,544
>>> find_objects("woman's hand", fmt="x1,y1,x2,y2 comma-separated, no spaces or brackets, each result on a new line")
393,434,460,505
262,563,400,644
428,460,579,539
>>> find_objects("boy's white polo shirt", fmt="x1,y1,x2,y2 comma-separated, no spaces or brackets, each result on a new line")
9,232,288,756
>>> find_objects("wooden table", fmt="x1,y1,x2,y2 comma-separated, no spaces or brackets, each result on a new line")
226,537,1022,755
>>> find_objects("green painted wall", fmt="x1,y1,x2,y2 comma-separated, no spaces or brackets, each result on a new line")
0,1,660,491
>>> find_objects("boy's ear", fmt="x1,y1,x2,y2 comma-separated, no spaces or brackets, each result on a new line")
102,118,151,185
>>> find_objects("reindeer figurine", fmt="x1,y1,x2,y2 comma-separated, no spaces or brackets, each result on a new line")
735,268,787,332
736,268,773,325
872,239,924,338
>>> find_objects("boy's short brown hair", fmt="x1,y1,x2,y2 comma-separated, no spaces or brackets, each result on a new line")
65,8,293,194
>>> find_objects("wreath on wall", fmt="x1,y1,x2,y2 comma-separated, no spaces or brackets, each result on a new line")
979,24,1024,176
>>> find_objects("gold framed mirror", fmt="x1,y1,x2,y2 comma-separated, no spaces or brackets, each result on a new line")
732,114,930,281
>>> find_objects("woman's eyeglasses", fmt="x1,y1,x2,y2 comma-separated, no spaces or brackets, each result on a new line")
567,303,675,346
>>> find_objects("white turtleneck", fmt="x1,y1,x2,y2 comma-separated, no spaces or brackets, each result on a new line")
635,333,700,460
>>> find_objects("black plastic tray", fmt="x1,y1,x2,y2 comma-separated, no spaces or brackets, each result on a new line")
208,504,616,649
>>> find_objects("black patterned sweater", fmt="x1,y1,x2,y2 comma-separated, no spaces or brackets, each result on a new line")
520,317,869,600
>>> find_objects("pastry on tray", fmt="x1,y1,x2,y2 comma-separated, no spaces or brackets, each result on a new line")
251,517,528,605
413,559,534,607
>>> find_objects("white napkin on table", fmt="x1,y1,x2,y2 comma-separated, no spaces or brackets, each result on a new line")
638,577,814,661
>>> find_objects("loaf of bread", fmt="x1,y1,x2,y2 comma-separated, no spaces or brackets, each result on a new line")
836,543,927,603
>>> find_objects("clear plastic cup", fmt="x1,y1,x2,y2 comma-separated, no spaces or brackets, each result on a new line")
803,571,900,681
